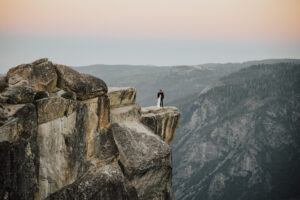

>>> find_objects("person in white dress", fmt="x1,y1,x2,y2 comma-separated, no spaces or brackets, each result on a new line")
157,95,161,107
157,89,164,108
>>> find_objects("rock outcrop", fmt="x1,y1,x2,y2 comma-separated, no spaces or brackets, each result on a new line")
108,87,136,108
55,64,107,100
141,106,180,144
7,58,57,93
109,103,173,199
0,84,35,104
0,59,180,200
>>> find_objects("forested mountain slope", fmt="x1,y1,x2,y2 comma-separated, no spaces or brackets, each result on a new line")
172,63,300,200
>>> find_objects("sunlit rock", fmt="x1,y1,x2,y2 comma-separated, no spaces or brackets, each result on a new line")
55,64,107,100
108,87,136,108
6,58,57,93
141,106,180,144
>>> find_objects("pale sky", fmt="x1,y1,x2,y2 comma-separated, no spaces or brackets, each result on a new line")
0,0,300,73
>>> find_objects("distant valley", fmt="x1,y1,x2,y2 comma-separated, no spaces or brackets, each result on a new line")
75,59,300,200
75,59,300,107
172,63,300,199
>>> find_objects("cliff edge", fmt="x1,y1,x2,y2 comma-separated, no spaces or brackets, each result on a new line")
0,59,180,200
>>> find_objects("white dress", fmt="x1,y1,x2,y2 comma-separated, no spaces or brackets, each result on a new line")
157,96,161,108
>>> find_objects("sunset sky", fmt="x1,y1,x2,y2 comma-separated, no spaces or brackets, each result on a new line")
0,0,300,73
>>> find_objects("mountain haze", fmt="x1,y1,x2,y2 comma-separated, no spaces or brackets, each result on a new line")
74,59,300,199
172,63,300,200
74,59,300,107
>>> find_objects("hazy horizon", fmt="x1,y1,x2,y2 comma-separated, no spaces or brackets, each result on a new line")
1,53,300,74
1,0,299,73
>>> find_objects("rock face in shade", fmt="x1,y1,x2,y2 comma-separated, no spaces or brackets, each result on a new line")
0,77,7,93
0,59,180,200
141,106,180,144
0,84,35,104
55,64,108,100
0,103,39,200
46,163,138,200
108,87,136,107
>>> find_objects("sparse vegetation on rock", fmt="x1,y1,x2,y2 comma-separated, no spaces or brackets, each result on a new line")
34,91,49,101
61,91,74,100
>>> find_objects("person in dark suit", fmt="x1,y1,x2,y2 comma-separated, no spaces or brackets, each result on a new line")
157,89,164,107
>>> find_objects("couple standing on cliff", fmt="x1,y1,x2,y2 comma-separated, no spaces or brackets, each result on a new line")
157,89,164,108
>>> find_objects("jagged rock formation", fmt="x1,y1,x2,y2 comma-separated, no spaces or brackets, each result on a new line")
0,59,180,200
109,98,179,199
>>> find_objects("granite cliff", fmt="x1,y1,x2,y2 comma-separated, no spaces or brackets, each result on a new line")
0,59,180,200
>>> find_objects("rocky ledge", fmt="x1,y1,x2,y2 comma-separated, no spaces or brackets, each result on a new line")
108,87,136,108
0,59,180,200
141,106,180,144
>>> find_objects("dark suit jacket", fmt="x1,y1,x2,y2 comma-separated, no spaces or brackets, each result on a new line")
157,92,164,100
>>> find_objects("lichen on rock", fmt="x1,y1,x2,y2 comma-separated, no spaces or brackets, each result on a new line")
0,84,35,104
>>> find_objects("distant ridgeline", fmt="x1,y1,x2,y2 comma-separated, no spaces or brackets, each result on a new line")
172,63,300,200
75,60,300,199
74,59,300,107
0,59,180,200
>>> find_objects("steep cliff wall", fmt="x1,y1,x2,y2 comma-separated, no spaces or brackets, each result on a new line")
0,59,180,200
141,107,180,144
109,91,180,199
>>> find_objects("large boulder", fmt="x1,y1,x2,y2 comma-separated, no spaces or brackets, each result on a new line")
0,84,35,104
6,58,57,93
111,123,173,200
55,65,107,100
46,163,138,200
35,97,77,124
